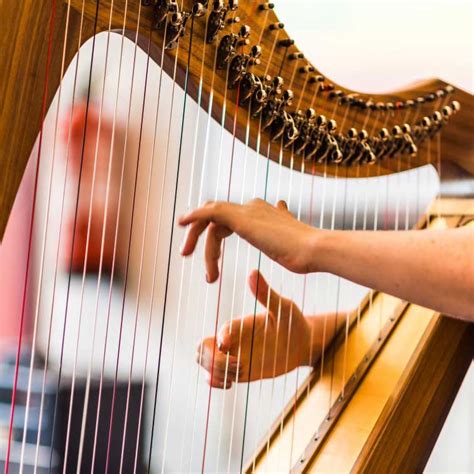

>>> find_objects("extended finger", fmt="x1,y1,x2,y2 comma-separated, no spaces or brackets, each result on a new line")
205,223,232,282
248,269,285,317
180,219,210,256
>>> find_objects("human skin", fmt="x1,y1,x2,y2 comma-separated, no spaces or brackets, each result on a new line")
179,198,474,387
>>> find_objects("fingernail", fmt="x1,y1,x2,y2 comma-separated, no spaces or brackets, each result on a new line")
206,273,211,283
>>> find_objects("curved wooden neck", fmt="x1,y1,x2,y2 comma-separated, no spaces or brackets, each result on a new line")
1,0,473,239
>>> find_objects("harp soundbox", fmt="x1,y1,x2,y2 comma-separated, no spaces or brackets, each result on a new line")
1,1,473,472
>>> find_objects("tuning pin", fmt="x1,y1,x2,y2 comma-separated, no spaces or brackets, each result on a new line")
278,38,295,48
282,89,294,105
416,97,425,106
239,24,250,38
316,115,327,127
229,0,239,11
422,117,431,128
327,119,337,132
386,102,394,111
329,90,344,100
272,76,284,94
442,106,453,118
379,128,390,139
288,52,304,60
192,2,206,16
309,74,325,84
451,100,461,113
392,125,402,136
227,16,240,24
269,22,285,30
250,44,262,58
424,93,436,102
402,124,412,134
444,85,455,94
395,101,405,110
170,11,183,26
299,65,315,74
347,128,358,139
432,111,443,123
405,99,415,108
376,101,385,110
362,99,373,110
306,108,316,120
259,2,275,10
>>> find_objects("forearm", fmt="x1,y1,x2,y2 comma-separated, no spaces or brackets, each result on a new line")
309,227,474,321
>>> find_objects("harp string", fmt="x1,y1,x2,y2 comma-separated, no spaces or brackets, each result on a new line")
325,95,344,416
336,94,367,396
241,35,308,470
30,0,90,468
121,10,191,474
75,0,134,470
221,27,286,474
186,26,228,471
212,15,279,471
59,0,120,469
156,16,200,472
43,0,102,469
127,3,204,469
225,126,269,474
214,107,252,470
169,8,219,472
18,0,74,472
102,22,155,474
300,83,327,412
84,6,173,474
287,156,312,468
104,9,166,474
268,65,313,469
88,2,147,470
214,60,268,474
239,54,303,471
5,0,59,470
202,12,260,471
145,3,241,471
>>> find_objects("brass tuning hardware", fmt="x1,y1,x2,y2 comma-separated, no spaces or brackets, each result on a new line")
150,0,206,49
216,24,251,70
207,0,239,43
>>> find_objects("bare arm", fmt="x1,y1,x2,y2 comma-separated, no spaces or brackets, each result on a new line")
312,227,474,321
179,199,474,322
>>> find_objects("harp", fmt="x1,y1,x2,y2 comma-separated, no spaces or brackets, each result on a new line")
1,1,473,472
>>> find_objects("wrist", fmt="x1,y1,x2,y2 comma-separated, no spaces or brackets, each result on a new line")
306,228,332,273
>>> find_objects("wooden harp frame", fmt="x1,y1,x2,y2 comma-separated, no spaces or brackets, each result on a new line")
1,0,473,472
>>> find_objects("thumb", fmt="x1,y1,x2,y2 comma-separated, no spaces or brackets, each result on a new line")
248,269,283,316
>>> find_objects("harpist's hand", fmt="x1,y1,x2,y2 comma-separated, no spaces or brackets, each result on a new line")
179,198,317,283
196,270,312,389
